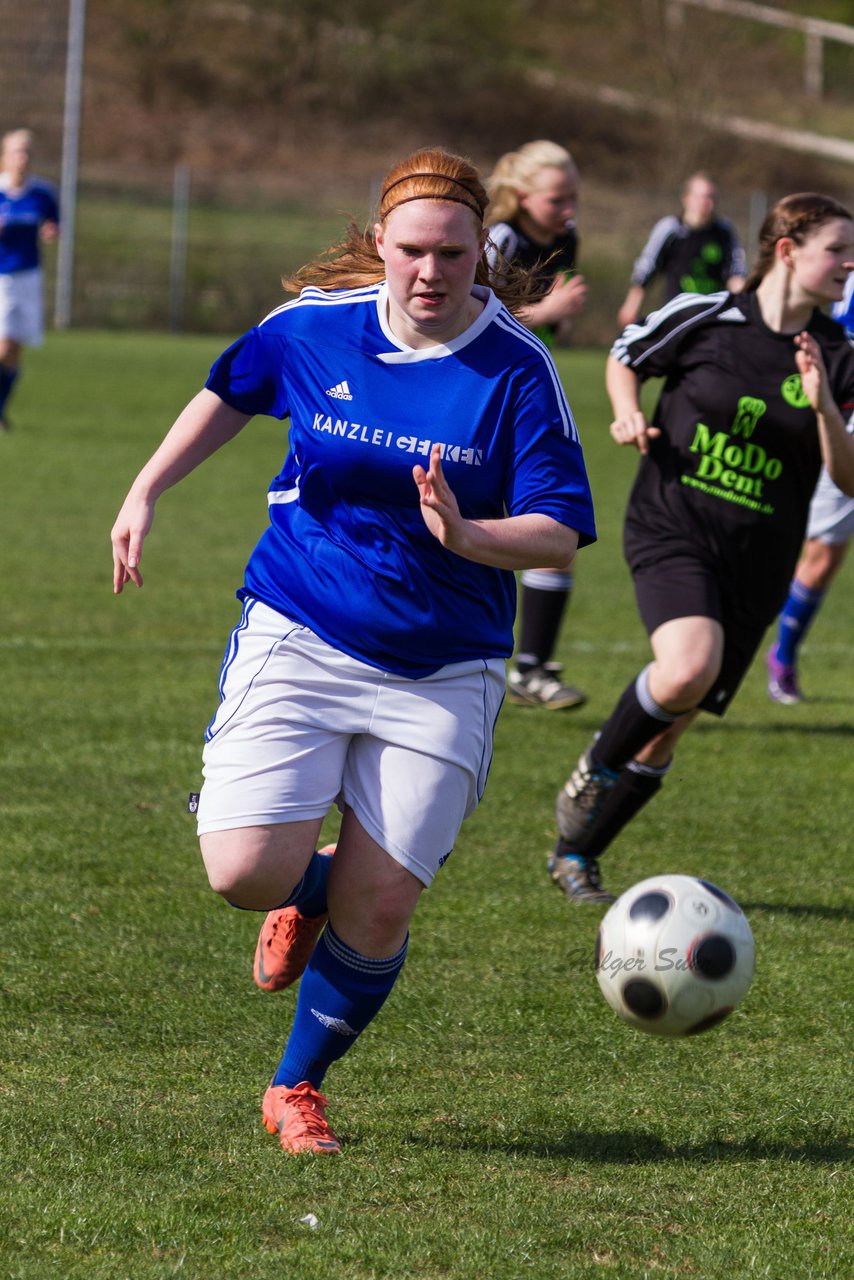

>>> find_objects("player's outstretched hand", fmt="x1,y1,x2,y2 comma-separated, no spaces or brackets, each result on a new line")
610,410,661,455
413,443,464,550
111,491,154,593
794,331,834,415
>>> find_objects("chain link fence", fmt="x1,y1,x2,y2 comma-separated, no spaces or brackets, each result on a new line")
0,0,777,345
28,162,764,347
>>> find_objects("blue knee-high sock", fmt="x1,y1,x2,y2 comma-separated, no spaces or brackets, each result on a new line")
272,925,408,1089
0,364,19,416
775,581,824,666
282,849,331,917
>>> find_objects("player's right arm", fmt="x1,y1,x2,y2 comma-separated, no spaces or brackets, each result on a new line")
111,388,251,593
605,354,660,455
618,217,678,328
617,284,645,330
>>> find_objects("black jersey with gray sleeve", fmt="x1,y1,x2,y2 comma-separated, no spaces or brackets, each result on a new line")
630,215,746,301
612,290,854,625
486,219,578,346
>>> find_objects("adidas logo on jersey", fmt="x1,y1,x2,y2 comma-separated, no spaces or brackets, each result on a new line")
325,380,353,400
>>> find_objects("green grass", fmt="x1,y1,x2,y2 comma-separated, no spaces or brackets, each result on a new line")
68,188,351,332
1,333,852,1279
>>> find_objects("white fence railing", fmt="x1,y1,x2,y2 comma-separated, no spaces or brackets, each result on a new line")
667,0,854,98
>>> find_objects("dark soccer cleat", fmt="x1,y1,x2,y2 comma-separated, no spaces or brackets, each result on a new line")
555,750,619,844
508,663,586,710
547,848,615,904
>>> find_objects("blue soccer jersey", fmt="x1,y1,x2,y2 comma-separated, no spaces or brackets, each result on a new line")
205,283,596,676
0,177,59,274
833,274,854,337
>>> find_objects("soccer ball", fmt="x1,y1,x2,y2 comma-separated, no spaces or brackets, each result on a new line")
595,875,755,1036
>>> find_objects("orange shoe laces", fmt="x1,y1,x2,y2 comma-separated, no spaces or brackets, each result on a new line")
280,1083,335,1140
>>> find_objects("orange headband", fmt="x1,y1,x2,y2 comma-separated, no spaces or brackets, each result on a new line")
381,172,484,220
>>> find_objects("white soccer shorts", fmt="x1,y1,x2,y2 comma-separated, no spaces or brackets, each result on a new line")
196,598,506,886
0,268,45,345
807,463,854,545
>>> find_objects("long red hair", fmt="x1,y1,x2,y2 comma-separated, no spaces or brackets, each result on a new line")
284,147,546,313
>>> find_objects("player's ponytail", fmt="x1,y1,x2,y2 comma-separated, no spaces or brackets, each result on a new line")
743,192,852,291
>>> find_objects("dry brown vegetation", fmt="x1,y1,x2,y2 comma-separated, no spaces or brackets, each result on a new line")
3,0,853,336
11,0,853,196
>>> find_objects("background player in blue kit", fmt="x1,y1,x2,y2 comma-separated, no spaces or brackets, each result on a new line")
767,271,854,703
0,129,59,431
548,193,854,904
486,141,589,711
617,172,746,330
111,147,596,1155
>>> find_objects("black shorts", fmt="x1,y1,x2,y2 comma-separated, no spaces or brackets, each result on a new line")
632,555,767,717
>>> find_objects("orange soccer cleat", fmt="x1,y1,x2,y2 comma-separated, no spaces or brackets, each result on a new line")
262,1080,341,1155
253,845,334,992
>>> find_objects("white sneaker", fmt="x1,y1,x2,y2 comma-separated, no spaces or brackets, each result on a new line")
508,663,586,710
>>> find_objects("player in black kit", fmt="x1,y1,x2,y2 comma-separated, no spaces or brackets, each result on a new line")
548,192,854,902
617,173,746,329
486,141,589,710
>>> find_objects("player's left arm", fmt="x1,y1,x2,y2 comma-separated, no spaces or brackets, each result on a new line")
795,331,854,495
40,220,59,243
412,444,579,570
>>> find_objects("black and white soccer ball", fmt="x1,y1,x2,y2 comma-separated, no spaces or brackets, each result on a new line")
595,874,755,1036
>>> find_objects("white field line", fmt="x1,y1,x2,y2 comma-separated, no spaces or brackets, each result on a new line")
0,636,225,652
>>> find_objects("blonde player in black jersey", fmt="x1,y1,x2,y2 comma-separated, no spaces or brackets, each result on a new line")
486,141,589,711
548,192,854,903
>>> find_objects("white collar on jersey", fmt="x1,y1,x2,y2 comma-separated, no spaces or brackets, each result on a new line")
375,282,502,363
0,174,36,196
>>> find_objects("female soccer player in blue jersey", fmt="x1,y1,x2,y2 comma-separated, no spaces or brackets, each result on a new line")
549,193,854,904
111,147,596,1155
0,129,59,431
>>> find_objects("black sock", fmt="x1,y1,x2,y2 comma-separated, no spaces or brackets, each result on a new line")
591,666,679,770
0,363,19,418
554,762,667,860
516,576,571,671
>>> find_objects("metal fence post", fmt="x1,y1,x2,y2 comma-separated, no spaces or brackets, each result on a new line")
169,162,191,333
54,0,86,330
804,31,823,100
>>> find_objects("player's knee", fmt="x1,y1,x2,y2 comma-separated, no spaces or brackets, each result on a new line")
199,834,295,909
203,858,254,904
361,896,411,953
659,659,717,708
329,879,419,955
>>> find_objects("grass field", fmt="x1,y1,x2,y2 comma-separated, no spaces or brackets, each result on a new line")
1,332,852,1279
